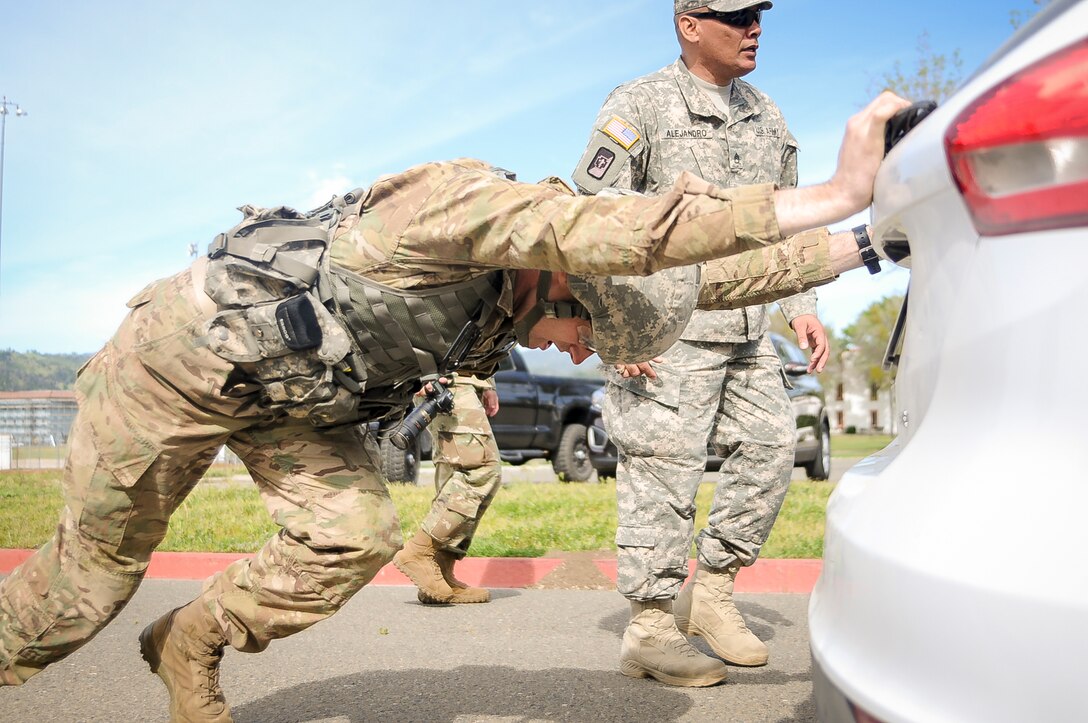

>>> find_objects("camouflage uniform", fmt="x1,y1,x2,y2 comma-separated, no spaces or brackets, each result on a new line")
422,375,502,554
574,60,810,600
0,158,838,686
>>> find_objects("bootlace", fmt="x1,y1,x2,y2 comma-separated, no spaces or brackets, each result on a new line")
702,581,752,631
646,613,702,658
193,638,227,704
662,631,703,658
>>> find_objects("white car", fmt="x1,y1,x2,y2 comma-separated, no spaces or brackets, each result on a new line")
809,1,1088,721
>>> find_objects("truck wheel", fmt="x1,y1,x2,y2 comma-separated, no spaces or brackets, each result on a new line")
594,463,617,479
380,437,420,484
804,422,832,481
553,423,594,482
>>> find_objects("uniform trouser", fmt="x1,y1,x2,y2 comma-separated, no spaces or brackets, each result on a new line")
603,335,795,601
0,269,402,685
421,380,502,556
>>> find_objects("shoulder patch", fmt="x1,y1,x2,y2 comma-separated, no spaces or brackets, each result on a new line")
601,115,641,150
571,116,643,194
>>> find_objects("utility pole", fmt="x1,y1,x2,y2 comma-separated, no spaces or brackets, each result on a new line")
0,96,29,294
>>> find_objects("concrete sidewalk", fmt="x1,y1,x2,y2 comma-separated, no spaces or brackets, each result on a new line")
0,463,844,720
0,580,818,722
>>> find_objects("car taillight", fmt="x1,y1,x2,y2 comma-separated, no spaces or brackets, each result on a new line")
850,703,887,723
945,38,1088,235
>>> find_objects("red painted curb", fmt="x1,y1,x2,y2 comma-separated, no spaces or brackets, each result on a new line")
372,556,564,587
592,558,821,594
1,549,820,592
0,549,563,588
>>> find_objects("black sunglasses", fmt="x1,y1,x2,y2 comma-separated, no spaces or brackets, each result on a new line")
688,7,763,28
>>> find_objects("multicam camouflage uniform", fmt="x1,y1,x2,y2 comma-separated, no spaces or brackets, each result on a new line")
422,375,502,554
574,60,810,600
0,158,838,686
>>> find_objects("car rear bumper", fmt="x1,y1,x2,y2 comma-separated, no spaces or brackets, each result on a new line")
811,439,1088,722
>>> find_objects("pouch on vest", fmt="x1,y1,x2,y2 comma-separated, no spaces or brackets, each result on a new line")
276,295,322,351
204,299,296,362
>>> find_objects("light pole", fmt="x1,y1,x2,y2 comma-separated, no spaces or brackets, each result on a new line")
0,96,28,294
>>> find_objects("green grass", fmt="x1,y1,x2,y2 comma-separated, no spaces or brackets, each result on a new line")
830,433,893,458
0,467,833,558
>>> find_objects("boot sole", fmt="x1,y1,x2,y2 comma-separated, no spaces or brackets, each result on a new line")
139,624,182,720
138,624,163,674
620,659,727,688
446,595,490,604
685,621,769,667
393,556,456,604
421,591,491,605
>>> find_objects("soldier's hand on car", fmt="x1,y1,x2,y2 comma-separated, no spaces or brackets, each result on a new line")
614,358,663,379
831,91,913,211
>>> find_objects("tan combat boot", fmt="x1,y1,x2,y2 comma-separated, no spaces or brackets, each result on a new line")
393,530,456,604
674,563,768,666
431,549,490,604
139,600,233,722
619,600,729,687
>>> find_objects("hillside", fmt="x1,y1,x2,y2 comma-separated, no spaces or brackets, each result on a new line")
0,350,93,391
0,346,600,393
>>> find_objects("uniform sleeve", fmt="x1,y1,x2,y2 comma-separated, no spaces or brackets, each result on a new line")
698,228,838,310
773,127,819,321
570,88,648,194
344,159,785,278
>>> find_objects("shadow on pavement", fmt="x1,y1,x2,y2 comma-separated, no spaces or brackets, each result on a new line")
232,666,696,722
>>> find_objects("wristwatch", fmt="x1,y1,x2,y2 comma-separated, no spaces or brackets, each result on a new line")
852,225,882,275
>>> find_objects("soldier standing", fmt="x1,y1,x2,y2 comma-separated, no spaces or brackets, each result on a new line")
573,0,838,687
394,372,502,604
0,89,907,720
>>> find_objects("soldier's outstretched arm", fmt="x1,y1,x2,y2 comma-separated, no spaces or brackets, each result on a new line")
697,226,870,310
772,92,911,236
342,93,909,281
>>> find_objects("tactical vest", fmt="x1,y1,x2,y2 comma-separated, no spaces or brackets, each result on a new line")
200,190,516,427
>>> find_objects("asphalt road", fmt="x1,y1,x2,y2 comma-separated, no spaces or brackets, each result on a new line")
0,581,817,723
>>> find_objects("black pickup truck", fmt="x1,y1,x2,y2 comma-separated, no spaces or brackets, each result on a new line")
380,346,603,484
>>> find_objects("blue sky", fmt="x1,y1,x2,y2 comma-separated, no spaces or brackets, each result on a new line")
0,0,1042,354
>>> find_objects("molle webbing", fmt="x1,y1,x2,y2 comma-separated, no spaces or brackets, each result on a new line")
327,267,504,387
209,222,325,287
207,191,364,288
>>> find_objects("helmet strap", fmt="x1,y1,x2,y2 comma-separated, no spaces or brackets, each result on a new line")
512,271,590,344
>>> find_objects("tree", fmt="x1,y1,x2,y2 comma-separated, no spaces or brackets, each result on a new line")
843,294,904,434
1011,0,1048,29
870,31,964,103
873,2,1050,104
842,294,904,394
0,350,91,391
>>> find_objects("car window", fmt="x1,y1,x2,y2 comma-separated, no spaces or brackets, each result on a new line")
771,334,808,366
516,346,604,380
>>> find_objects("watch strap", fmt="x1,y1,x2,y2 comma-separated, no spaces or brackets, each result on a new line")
852,225,882,275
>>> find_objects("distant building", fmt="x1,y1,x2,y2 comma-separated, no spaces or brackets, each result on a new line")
826,348,898,435
0,391,78,446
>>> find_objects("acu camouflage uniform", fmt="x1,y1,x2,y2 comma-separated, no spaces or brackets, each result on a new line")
574,60,810,600
0,158,839,686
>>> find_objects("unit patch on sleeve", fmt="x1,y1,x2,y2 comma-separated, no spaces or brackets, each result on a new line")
586,147,616,180
571,114,643,193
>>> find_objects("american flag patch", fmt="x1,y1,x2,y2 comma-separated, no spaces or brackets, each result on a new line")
602,116,641,150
